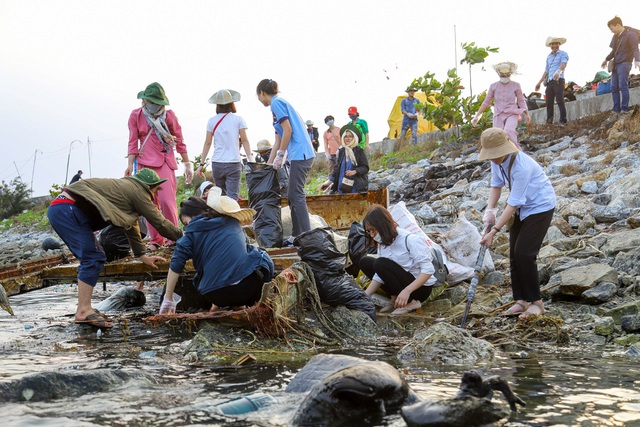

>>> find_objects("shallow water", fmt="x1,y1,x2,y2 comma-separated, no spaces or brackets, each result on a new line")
1,284,639,427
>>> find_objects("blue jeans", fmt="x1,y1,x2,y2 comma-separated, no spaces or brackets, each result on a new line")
401,120,418,145
47,203,106,287
212,162,242,201
611,61,632,112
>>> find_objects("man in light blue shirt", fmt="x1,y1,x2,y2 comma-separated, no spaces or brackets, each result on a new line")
535,36,569,125
400,87,420,145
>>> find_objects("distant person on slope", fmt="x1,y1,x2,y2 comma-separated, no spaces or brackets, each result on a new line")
534,37,569,125
69,170,83,185
400,87,420,145
472,62,530,149
346,106,369,151
600,16,640,114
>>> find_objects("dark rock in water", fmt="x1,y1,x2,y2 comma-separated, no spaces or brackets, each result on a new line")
401,371,525,427
286,354,366,393
621,314,640,332
41,237,62,251
94,287,146,312
291,355,418,426
0,369,156,402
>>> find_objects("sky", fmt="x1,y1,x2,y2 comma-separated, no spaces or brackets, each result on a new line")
2,0,639,197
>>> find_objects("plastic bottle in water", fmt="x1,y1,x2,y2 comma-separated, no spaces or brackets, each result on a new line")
215,392,276,415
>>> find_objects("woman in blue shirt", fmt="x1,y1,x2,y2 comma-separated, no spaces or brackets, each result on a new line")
479,128,556,319
159,193,274,313
256,79,315,246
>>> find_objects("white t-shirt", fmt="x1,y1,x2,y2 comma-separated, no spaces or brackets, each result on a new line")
206,113,248,163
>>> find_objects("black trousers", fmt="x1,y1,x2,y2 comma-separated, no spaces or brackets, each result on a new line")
545,79,567,124
202,271,264,308
509,208,554,302
360,256,432,302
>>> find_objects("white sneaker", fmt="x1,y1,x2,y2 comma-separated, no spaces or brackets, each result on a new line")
390,300,422,315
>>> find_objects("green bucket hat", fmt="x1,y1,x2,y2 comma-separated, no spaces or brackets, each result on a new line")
132,168,167,187
340,123,364,141
137,82,170,105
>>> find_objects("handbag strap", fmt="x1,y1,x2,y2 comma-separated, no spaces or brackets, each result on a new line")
499,152,518,189
211,113,230,137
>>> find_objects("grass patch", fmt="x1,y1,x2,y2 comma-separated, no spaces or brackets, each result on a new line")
1,202,50,231
369,138,438,170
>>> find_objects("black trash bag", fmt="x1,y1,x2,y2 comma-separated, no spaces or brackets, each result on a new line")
247,163,283,248
346,221,377,278
98,225,132,262
295,227,376,321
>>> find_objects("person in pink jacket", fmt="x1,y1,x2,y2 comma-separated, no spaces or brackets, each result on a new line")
126,82,193,250
472,62,530,149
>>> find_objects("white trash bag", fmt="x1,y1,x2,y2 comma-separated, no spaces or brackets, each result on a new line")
389,201,475,285
440,210,494,274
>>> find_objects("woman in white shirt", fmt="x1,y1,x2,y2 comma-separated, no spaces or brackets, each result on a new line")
360,204,435,315
196,89,254,201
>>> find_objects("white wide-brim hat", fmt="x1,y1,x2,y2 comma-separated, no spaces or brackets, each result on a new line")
492,61,518,75
545,36,566,47
206,186,255,223
208,89,241,105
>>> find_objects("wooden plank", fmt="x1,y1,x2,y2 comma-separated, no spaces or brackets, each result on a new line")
239,188,388,230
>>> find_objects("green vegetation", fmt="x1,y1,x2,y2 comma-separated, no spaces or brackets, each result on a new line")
410,42,498,141
1,201,49,231
0,178,32,221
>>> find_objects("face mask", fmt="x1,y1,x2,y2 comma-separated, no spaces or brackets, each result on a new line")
326,120,335,127
373,234,382,243
349,114,358,120
145,102,163,114
499,77,510,84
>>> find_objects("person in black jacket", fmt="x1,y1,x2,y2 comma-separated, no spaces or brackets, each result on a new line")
305,120,320,152
321,124,369,194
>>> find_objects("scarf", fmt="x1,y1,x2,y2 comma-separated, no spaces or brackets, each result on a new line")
141,100,175,153
341,131,359,166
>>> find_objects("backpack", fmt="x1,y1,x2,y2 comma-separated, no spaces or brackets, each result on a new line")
404,235,449,286
625,26,640,44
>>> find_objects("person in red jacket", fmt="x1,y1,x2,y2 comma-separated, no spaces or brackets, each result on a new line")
126,82,193,251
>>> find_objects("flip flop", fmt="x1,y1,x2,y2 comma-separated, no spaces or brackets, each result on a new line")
519,301,545,320
75,312,113,328
93,309,113,322
501,301,529,317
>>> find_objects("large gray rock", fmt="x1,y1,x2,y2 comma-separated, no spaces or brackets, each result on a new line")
397,322,495,365
582,282,618,304
549,264,618,297
602,228,640,255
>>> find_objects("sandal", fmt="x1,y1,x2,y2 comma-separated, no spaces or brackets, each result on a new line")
501,301,529,317
519,301,545,320
75,312,113,328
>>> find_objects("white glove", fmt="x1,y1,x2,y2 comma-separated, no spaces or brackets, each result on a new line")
553,70,561,80
273,150,285,170
483,208,497,229
184,163,194,185
159,293,182,315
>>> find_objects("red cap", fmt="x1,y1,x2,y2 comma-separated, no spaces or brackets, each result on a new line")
348,106,358,115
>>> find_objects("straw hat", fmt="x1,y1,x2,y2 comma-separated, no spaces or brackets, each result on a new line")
208,89,241,105
492,62,518,75
253,139,272,152
477,128,519,161
206,186,255,223
545,36,566,47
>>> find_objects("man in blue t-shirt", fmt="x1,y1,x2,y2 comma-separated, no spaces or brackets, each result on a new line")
400,87,420,145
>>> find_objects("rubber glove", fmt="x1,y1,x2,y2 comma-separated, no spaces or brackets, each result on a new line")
273,150,285,170
159,293,182,315
184,163,194,185
483,208,497,231
471,114,480,127
553,69,561,81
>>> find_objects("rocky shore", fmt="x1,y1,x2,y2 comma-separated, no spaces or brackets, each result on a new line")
3,110,640,361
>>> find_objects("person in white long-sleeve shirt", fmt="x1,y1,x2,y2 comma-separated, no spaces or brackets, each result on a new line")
360,204,435,315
